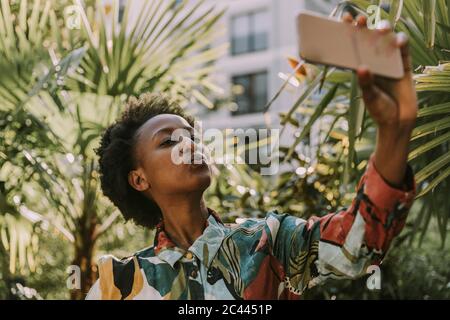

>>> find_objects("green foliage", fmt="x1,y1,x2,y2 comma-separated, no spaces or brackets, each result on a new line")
207,0,450,299
0,0,224,299
270,0,450,244
304,232,450,299
0,0,449,300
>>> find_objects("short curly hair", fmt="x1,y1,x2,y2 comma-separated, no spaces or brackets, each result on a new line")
96,93,195,229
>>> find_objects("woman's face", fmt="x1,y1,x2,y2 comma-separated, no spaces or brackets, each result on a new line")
128,114,211,201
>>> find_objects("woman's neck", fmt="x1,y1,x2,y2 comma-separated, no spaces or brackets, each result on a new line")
159,195,209,250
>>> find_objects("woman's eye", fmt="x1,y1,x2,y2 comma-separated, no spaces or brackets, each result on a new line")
161,139,177,146
160,134,195,147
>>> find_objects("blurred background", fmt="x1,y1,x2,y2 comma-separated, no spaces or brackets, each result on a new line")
0,0,449,299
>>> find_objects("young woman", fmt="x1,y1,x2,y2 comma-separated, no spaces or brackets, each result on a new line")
86,15,417,300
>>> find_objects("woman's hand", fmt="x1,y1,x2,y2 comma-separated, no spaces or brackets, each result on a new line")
343,13,418,187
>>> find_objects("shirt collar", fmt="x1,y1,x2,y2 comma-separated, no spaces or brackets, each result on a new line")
153,208,227,269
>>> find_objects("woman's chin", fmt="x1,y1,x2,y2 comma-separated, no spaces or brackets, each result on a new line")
191,172,211,190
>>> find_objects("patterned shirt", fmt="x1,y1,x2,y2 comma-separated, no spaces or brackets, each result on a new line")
86,155,416,300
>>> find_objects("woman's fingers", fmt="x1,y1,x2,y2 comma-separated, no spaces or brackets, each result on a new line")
376,19,392,35
356,15,367,27
342,14,411,79
357,66,397,124
396,32,412,73
357,66,379,103
342,13,368,28
342,12,354,23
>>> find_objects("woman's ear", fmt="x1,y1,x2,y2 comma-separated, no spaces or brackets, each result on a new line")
128,169,150,192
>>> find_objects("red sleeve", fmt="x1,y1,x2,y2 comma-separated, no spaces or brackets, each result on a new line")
269,153,416,294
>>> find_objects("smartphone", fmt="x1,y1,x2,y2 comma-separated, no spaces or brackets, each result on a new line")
296,11,404,79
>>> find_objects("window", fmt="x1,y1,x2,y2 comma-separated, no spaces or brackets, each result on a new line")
231,10,269,55
231,72,268,116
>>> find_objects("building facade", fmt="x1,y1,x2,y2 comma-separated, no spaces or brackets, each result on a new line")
200,0,307,134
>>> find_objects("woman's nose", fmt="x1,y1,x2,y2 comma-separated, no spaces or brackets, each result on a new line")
181,135,195,150
180,135,203,158
183,137,204,154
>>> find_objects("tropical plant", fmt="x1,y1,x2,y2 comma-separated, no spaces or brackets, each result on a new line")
205,1,449,299
0,0,225,299
259,0,450,245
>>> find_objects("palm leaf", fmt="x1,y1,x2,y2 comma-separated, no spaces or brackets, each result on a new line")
68,0,225,108
284,84,339,162
423,0,437,48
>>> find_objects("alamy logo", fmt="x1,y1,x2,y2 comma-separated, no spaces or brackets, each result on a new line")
367,5,382,30
366,265,381,290
64,5,82,30
66,265,81,290
169,121,280,175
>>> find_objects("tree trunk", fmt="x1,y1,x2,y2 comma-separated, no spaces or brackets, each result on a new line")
70,240,97,300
